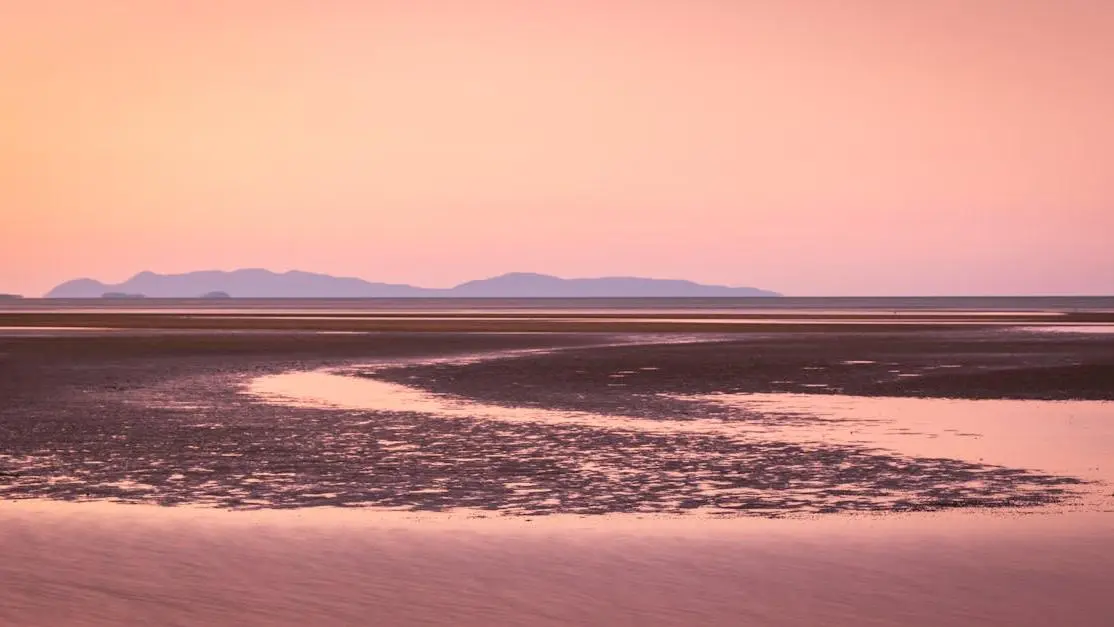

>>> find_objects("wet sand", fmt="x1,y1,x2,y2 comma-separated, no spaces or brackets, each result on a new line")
2,308,1114,335
2,317,1113,625
3,502,1113,627
5,330,1110,512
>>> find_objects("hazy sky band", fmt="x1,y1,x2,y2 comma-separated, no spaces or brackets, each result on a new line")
2,1,1111,296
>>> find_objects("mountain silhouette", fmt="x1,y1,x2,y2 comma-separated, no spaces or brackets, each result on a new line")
449,272,779,297
45,269,780,298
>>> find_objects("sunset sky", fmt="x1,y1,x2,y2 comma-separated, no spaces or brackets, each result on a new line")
2,0,1112,296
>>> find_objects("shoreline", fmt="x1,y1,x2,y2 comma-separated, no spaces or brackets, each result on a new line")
2,308,1114,335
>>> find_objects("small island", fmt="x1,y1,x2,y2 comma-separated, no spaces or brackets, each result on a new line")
0,293,23,300
46,269,781,298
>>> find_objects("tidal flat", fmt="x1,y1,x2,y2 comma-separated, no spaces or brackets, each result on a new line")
1,310,1112,626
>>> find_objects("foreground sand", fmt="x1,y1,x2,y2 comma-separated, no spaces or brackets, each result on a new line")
2,501,1112,627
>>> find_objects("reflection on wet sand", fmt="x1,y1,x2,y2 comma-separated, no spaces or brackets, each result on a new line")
3,499,1113,627
232,364,1096,515
249,368,1114,489
0,355,1086,515
681,393,1114,502
250,369,758,435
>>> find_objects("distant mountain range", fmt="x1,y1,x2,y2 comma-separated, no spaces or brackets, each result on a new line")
45,270,780,298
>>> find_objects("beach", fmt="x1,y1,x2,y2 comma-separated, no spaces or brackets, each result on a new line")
2,305,1113,625
3,502,1113,627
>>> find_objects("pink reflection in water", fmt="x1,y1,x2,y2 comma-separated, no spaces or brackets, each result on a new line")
689,393,1114,488
2,500,1113,627
250,368,1114,511
248,370,737,438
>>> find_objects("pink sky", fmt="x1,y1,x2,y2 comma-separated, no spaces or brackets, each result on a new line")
2,0,1112,296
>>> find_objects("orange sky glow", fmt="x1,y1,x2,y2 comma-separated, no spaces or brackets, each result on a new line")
2,0,1112,296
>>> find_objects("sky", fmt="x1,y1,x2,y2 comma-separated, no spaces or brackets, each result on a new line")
2,0,1112,297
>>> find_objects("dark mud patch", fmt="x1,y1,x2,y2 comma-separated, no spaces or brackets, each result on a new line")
369,330,1114,410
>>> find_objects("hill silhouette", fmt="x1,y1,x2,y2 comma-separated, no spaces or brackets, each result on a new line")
45,269,780,298
449,272,779,297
